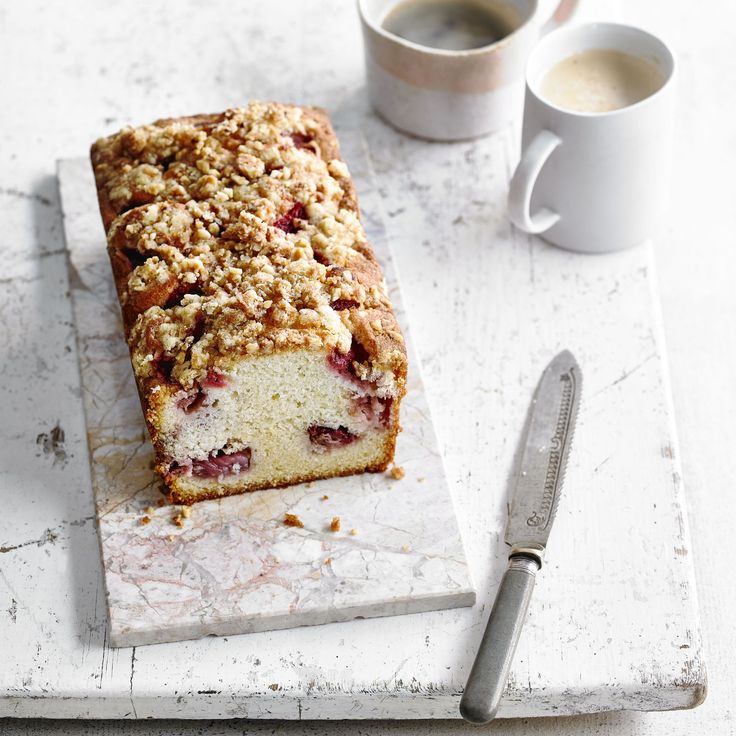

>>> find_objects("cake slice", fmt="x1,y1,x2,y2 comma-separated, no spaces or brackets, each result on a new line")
90,103,407,504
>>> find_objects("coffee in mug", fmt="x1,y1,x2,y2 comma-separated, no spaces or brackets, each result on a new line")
380,0,521,51
540,48,665,113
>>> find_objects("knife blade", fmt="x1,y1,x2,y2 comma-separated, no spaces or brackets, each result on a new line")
460,350,581,724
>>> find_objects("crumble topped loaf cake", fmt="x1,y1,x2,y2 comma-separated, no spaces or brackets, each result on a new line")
90,102,407,504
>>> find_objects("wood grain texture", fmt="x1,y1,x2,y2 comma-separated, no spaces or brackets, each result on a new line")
0,0,731,732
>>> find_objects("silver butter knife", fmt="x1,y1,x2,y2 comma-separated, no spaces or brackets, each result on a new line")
460,350,582,724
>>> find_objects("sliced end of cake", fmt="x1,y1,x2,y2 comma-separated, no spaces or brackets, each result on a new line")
145,345,402,504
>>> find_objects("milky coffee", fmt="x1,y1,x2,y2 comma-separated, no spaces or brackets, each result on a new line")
541,48,664,113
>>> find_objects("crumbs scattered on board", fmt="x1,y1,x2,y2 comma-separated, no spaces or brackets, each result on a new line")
284,513,304,528
172,506,192,528
389,464,405,480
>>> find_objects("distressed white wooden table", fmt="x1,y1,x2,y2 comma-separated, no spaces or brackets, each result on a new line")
0,0,733,734
42,135,703,718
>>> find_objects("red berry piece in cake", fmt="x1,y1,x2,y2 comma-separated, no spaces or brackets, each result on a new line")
353,396,394,428
171,448,252,479
202,371,227,388
330,299,359,311
290,132,315,149
327,347,354,377
177,371,227,413
272,203,306,234
177,388,207,414
308,425,359,450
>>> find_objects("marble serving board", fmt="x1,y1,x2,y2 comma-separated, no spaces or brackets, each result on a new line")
57,139,476,648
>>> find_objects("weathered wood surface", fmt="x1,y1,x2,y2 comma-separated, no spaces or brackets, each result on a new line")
2,111,704,722
1,0,728,732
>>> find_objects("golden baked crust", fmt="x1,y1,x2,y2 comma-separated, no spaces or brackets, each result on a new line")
165,457,394,506
91,103,406,392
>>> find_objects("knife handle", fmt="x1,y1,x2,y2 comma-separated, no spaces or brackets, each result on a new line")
460,553,540,724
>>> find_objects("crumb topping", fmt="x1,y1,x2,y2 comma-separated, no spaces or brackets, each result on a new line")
92,102,404,389
389,464,405,480
283,512,304,528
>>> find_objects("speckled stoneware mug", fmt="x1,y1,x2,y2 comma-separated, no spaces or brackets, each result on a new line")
358,0,578,140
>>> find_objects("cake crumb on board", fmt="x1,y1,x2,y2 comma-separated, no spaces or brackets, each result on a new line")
284,513,304,528
139,516,151,526
389,465,405,480
329,516,341,532
349,528,358,536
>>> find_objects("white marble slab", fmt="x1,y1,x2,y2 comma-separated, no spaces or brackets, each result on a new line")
57,137,476,648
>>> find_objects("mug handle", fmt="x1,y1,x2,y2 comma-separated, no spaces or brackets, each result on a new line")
536,0,580,32
508,129,561,234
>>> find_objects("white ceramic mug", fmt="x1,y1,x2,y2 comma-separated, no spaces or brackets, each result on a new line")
508,22,676,253
358,0,578,140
